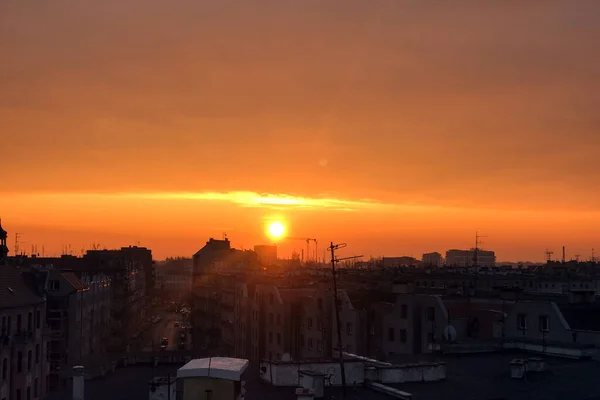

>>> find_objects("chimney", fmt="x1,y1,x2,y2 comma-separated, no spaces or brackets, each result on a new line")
73,366,84,400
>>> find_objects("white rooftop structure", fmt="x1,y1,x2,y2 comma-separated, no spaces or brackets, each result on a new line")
177,357,249,381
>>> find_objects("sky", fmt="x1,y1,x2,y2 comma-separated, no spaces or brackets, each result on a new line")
1,1,600,261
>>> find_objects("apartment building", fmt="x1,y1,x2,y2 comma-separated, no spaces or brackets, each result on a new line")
45,270,111,391
0,265,48,400
446,249,496,267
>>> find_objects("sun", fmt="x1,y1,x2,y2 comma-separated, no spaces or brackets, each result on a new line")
267,221,286,239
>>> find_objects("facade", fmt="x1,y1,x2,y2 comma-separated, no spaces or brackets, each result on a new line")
422,252,443,267
445,249,496,267
0,265,48,400
82,247,150,352
154,258,192,297
253,245,277,266
45,270,111,390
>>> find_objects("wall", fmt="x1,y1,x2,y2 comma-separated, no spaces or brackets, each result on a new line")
377,362,446,384
259,360,365,387
182,376,235,400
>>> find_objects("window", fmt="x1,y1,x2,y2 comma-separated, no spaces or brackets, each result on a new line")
28,312,32,331
1,316,5,335
401,304,408,319
2,358,6,380
308,338,313,350
388,327,395,342
34,378,39,397
317,319,322,331
308,318,313,330
317,340,322,352
317,298,323,310
427,307,435,322
517,314,527,331
27,387,30,400
27,350,32,371
400,329,407,343
17,351,22,372
346,322,353,336
36,311,41,330
268,332,273,344
16,389,21,400
36,345,40,364
17,314,22,332
539,315,549,332
276,333,281,345
7,316,10,334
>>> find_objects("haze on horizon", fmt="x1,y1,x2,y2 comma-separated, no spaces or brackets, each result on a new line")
1,1,599,261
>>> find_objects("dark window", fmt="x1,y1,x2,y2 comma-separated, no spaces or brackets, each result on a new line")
401,304,408,319
388,327,395,341
7,316,10,334
318,298,323,310
1,316,5,335
17,351,22,372
27,350,32,371
27,387,30,400
427,307,435,322
2,358,7,379
36,311,41,329
276,333,281,345
517,314,527,330
346,322,353,335
539,315,549,332
400,329,407,343
34,379,38,397
308,318,313,330
16,389,21,400
308,338,313,350
27,313,32,331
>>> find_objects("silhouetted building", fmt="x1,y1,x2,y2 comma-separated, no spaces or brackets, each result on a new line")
253,245,277,266
0,219,8,261
422,252,443,267
382,256,421,268
446,249,496,267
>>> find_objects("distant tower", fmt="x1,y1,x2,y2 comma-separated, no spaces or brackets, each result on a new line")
0,218,8,261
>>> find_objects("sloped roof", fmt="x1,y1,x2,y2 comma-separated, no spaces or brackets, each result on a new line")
558,303,600,331
0,265,44,308
61,272,87,292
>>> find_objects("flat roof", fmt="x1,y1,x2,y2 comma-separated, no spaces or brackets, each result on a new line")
177,357,249,381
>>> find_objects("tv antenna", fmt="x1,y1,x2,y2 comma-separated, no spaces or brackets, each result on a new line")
545,249,554,262
328,242,362,400
574,254,581,262
474,231,487,268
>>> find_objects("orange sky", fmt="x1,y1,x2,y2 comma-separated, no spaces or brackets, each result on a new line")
1,1,599,261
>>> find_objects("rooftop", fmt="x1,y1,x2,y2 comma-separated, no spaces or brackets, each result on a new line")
177,357,249,381
0,265,44,308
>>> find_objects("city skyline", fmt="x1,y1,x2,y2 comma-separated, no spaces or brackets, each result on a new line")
2,1,600,261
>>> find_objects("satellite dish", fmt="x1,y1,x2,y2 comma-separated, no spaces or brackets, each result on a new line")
443,325,457,342
281,353,291,362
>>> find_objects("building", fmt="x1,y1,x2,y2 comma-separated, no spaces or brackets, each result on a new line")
253,245,277,266
45,269,111,390
0,220,7,262
422,252,442,267
154,258,192,299
382,257,420,268
0,265,48,400
445,249,496,268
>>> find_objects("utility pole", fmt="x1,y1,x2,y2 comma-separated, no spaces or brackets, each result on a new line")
328,242,362,400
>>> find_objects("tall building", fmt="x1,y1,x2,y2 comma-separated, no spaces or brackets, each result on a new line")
253,245,277,266
445,249,496,267
422,252,443,267
0,264,48,400
0,219,8,261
